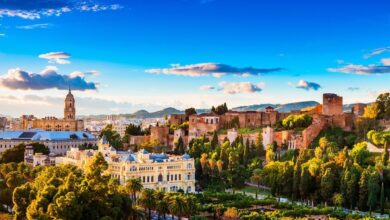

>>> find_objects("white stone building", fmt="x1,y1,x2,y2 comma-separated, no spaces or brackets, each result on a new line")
57,138,196,193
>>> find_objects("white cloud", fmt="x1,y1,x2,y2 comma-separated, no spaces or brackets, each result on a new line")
39,52,71,64
16,23,50,29
146,63,283,78
0,67,97,91
381,58,390,65
328,64,390,75
218,81,265,94
295,80,321,91
0,1,122,20
69,70,100,78
200,85,215,91
364,46,390,59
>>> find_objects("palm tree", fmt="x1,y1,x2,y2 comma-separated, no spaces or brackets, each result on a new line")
251,168,262,199
139,189,156,220
128,204,145,220
155,190,169,219
184,194,199,218
167,195,186,220
126,178,143,202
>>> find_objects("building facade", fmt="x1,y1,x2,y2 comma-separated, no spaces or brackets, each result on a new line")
21,89,84,131
58,138,196,193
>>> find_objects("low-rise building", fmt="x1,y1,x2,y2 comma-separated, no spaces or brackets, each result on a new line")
24,145,56,167
58,138,196,193
0,130,96,155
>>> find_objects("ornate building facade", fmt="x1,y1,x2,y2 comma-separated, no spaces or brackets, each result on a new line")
21,89,84,131
57,138,196,193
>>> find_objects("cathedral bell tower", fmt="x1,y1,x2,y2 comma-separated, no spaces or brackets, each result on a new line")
64,88,76,120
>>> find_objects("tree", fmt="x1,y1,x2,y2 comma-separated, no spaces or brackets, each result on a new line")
13,153,132,220
155,190,169,220
183,194,198,218
320,168,335,206
342,164,361,209
99,124,122,148
333,193,344,208
125,124,148,136
211,103,228,115
167,195,186,220
126,178,143,201
254,131,264,157
139,189,156,220
0,144,26,163
376,93,390,119
210,131,219,151
367,170,380,215
174,136,185,155
282,114,313,130
363,102,380,119
380,181,385,215
350,142,370,166
251,169,262,198
358,168,370,211
382,141,389,166
185,108,197,117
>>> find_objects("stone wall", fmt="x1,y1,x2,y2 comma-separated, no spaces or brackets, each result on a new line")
150,126,170,146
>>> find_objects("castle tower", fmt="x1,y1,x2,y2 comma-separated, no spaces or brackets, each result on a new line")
322,93,343,116
64,88,76,120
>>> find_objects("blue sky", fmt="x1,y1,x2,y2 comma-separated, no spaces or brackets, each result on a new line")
0,0,390,117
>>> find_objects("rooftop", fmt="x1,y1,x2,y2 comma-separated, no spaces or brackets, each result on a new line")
0,130,95,141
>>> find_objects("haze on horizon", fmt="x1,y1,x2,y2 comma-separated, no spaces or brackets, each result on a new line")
0,0,389,117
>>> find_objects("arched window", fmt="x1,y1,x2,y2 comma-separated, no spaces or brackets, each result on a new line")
158,174,163,182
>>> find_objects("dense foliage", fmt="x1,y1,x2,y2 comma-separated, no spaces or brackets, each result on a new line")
0,143,49,163
281,114,312,130
99,124,122,148
13,153,135,220
376,93,390,120
188,131,264,190
310,126,357,149
260,137,390,215
211,103,229,115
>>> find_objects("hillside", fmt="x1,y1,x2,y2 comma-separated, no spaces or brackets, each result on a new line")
232,101,320,113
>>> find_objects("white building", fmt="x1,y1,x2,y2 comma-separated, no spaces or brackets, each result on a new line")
0,130,97,155
58,137,196,193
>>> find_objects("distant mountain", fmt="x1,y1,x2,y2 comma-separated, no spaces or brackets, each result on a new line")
276,101,320,112
120,107,183,118
80,101,367,119
232,101,320,113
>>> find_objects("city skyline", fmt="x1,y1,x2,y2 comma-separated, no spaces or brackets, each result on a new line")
1,0,390,117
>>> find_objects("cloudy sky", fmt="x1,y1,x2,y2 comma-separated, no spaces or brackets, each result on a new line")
0,0,390,117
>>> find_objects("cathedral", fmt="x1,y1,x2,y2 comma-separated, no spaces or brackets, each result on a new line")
22,89,84,131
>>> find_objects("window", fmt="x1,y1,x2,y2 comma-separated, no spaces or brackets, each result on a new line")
211,119,214,124
187,163,192,169
187,172,191,180
158,174,163,182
